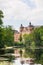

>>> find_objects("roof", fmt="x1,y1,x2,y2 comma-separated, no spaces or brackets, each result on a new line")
28,22,34,27
13,30,19,33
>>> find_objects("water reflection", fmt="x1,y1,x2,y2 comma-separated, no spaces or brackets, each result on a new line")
13,58,31,65
12,58,41,65
13,58,21,65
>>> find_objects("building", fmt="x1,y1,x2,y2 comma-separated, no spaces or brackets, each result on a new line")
14,22,34,42
14,30,20,42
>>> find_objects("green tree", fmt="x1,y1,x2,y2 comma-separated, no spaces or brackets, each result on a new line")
23,34,34,57
0,11,15,64
23,27,43,64
0,10,4,25
33,28,43,64
0,28,3,48
0,10,4,49
3,26,14,47
19,34,22,42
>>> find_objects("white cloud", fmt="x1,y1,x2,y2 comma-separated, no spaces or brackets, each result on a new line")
0,0,31,20
34,0,43,9
0,0,43,28
26,0,43,22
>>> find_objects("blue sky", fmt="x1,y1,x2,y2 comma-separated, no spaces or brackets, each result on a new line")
0,0,43,30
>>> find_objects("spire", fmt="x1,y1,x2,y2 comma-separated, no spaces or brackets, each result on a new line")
20,24,24,32
28,22,34,27
29,22,31,26
21,24,23,27
20,24,24,28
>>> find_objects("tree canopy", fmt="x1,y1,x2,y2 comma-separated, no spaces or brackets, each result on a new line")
0,10,4,25
23,27,43,64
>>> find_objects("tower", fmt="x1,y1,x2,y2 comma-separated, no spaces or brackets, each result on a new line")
20,24,24,32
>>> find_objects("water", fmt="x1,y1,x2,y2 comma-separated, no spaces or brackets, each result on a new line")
12,58,41,65
14,58,21,65
13,58,31,65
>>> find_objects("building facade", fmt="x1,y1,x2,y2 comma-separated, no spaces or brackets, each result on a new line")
14,22,34,42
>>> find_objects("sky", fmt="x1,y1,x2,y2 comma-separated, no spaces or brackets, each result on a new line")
0,0,43,30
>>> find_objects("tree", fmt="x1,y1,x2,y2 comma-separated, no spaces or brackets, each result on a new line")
0,28,4,48
33,28,43,64
19,34,22,42
23,27,43,64
0,10,4,25
3,26,14,47
23,34,34,58
0,10,15,64
0,10,4,49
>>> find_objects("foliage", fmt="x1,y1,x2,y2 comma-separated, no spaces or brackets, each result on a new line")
0,10,15,64
14,42,25,48
0,10,4,25
19,34,22,42
0,10,14,55
3,26,14,47
8,55,15,62
23,27,43,64
0,10,5,48
23,34,34,58
5,49,14,53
